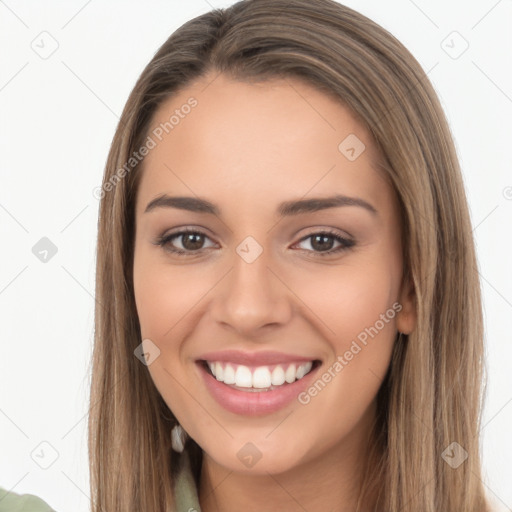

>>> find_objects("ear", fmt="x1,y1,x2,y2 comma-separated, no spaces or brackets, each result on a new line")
396,277,417,334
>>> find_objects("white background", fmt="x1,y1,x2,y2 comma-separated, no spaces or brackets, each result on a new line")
1,1,511,511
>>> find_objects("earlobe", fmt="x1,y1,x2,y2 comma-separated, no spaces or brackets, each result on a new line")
396,279,417,335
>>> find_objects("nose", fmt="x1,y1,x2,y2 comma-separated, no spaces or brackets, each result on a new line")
209,246,293,338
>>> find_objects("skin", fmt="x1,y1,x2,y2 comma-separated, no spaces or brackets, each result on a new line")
132,72,417,512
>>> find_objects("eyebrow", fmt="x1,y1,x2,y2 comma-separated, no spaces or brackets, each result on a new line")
144,193,378,217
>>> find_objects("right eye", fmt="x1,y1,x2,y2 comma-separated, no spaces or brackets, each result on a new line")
154,228,216,256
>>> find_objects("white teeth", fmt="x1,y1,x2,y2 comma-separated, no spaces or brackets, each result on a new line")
296,364,306,380
234,365,252,387
303,361,313,375
252,367,272,388
207,360,314,388
223,363,236,384
214,362,224,381
285,364,296,383
271,365,285,386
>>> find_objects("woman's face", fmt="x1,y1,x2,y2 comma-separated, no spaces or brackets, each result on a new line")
133,72,416,475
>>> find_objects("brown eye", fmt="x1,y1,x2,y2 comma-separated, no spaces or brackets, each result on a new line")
311,234,336,251
179,232,205,251
155,229,216,255
295,230,355,256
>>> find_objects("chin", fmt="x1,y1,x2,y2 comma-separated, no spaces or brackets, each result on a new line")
202,439,310,476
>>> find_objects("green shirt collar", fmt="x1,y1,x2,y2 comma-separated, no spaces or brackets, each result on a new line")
174,449,202,512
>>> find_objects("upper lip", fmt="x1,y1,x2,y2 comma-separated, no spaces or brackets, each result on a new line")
197,350,318,366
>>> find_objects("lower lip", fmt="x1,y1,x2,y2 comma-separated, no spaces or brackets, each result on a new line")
197,361,320,416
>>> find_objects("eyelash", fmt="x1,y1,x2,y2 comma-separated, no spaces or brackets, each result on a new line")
153,228,355,257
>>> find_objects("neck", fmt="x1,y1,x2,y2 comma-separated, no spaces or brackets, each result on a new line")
198,403,381,512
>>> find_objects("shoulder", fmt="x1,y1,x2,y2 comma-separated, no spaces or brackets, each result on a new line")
0,487,56,512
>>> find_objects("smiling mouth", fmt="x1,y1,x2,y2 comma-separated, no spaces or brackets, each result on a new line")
200,359,321,392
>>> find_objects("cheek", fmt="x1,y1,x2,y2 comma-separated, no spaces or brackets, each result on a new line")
132,249,219,405
289,260,398,418
291,258,398,345
133,248,212,340
133,250,206,418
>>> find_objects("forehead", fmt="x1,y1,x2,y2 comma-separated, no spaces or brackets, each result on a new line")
135,73,392,218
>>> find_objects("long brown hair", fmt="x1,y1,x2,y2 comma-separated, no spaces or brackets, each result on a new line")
88,0,490,510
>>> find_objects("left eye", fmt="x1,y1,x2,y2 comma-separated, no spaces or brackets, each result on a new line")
294,231,355,255
154,229,355,257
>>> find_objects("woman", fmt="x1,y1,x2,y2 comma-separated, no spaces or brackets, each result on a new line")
88,0,491,510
